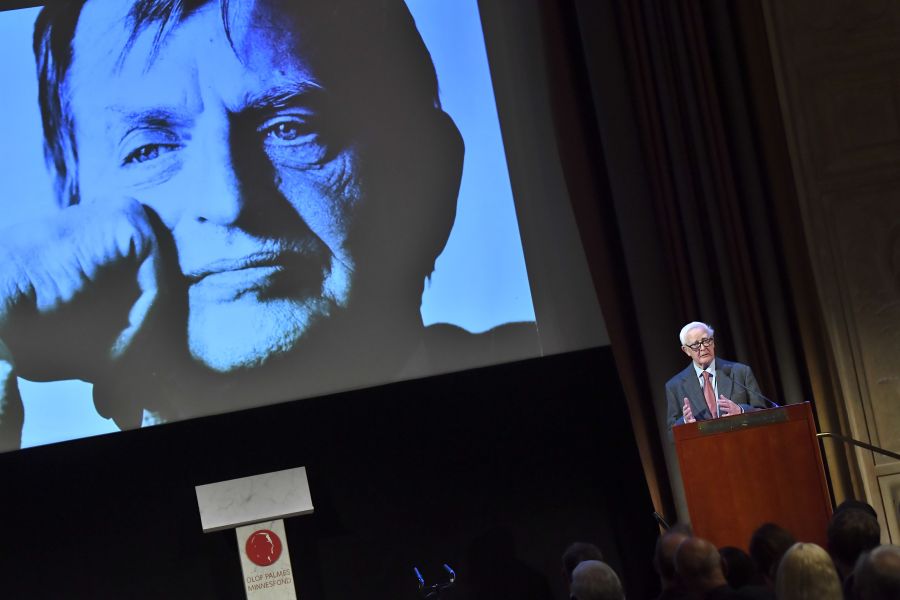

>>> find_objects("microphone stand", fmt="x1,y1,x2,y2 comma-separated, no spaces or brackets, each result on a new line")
722,368,781,409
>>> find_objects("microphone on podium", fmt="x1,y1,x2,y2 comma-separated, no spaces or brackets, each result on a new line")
720,365,781,408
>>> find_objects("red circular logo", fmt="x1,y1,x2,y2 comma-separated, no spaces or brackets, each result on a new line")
245,529,283,567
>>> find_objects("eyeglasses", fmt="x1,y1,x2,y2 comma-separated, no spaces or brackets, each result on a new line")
684,337,714,351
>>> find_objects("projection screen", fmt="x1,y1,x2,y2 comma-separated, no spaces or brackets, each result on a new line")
0,0,606,451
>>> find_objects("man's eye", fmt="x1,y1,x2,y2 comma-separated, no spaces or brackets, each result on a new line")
123,144,176,165
267,122,303,141
259,115,329,166
261,118,314,144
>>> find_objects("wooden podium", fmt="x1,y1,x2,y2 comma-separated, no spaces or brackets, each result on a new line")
673,402,832,550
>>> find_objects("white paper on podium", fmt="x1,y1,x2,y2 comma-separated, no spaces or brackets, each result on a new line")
195,467,314,532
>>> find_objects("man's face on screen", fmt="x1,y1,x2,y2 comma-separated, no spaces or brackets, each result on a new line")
67,1,368,373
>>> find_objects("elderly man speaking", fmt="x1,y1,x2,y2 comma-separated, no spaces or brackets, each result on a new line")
665,321,767,431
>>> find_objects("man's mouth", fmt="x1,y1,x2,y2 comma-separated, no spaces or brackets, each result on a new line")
185,252,287,283
186,250,328,301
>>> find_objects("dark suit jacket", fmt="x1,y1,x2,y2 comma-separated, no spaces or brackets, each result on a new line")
665,359,766,432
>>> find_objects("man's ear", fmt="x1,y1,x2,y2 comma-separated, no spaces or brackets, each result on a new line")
367,108,463,280
681,345,692,360
410,110,464,265
347,108,464,308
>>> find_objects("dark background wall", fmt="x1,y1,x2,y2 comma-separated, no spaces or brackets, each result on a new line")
0,346,658,599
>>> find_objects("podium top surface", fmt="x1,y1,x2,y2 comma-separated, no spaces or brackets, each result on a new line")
195,466,314,533
673,403,811,443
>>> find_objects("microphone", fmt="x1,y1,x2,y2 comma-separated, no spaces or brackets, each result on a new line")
443,564,456,583
413,567,425,590
719,365,781,408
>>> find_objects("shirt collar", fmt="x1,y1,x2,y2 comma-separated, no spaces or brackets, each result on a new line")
692,359,716,381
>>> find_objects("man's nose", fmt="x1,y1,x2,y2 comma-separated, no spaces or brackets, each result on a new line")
190,144,245,226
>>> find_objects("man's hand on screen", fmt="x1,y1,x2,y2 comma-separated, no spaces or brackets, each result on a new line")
0,198,169,384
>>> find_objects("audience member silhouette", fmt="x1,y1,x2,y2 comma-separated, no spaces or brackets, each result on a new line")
774,542,842,600
853,544,900,600
562,542,605,591
675,537,738,599
834,499,878,520
719,547,759,589
827,503,881,582
719,546,772,599
570,560,625,600
748,523,795,589
653,524,697,600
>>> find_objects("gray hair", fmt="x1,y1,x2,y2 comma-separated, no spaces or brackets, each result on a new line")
679,321,714,346
775,543,842,600
570,560,625,600
854,545,900,600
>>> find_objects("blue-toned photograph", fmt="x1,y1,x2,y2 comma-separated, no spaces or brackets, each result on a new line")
0,0,537,450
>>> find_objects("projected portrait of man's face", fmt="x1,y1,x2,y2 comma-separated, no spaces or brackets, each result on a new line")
35,0,467,407
0,0,538,450
69,2,361,372
6,0,463,427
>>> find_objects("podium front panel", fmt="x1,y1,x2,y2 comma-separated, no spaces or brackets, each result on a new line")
673,403,831,549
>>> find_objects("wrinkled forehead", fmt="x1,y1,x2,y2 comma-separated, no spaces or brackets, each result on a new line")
58,0,436,127
70,0,308,78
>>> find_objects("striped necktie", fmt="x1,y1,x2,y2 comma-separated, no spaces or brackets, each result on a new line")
702,371,717,418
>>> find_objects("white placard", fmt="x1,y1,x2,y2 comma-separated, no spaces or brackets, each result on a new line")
195,467,313,532
237,519,297,600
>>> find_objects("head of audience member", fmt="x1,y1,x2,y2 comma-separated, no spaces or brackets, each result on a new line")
749,522,796,588
653,523,693,591
679,321,716,369
853,545,900,600
32,0,465,420
774,542,842,600
719,546,763,590
835,499,879,520
675,537,728,594
563,542,605,585
569,560,625,600
827,505,881,580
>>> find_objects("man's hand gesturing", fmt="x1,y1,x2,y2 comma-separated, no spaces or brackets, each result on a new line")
682,397,696,424
717,395,743,417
